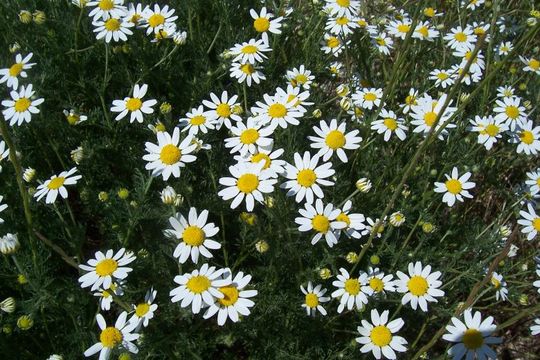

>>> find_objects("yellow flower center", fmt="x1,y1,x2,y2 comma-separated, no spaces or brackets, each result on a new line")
327,37,340,48
216,103,231,118
325,130,346,149
336,212,350,226
336,17,349,25
240,128,260,144
129,14,141,24
520,130,534,145
98,0,114,11
297,169,317,187
241,45,258,54
47,176,66,190
268,103,287,118
240,63,255,74
376,37,387,46
135,303,150,317
474,27,485,35
104,18,120,31
336,0,350,7
529,58,539,70
344,278,360,295
454,32,467,42
305,293,319,308
218,286,239,306
102,290,111,298
100,327,123,348
532,218,540,231
311,215,330,233
490,277,501,289
190,115,206,125
445,179,462,195
253,18,270,32
14,98,31,112
370,325,392,347
295,74,308,84
407,275,429,296
383,118,398,131
424,111,437,126
417,26,429,38
424,7,435,17
364,92,377,102
437,72,449,80
484,124,499,137
160,144,182,165
397,24,410,33
505,106,519,119
95,259,118,276
369,278,384,292
237,173,259,193
148,13,165,28
186,275,210,294
250,153,271,169
182,225,205,246
462,329,484,350
66,114,80,125
125,97,142,111
405,95,417,105
9,63,23,77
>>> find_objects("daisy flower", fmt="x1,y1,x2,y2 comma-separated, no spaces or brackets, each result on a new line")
325,15,359,36
364,268,396,296
224,117,273,156
396,261,445,312
218,161,277,211
234,147,286,178
34,167,82,204
122,2,146,25
129,288,158,328
295,199,346,247
202,91,241,129
321,34,347,57
178,105,216,135
525,169,540,195
444,25,476,51
352,88,383,110
251,93,304,130
365,217,385,238
497,41,513,56
490,272,508,301
519,55,540,75
454,49,485,74
386,19,412,39
141,4,178,35
274,85,313,115
250,7,283,45
0,196,7,224
496,85,514,98
2,84,44,126
434,167,475,207
92,17,133,43
493,96,527,131
324,0,360,17
203,269,257,326
0,53,35,90
143,127,197,181
111,84,157,123
429,69,455,89
517,203,540,240
413,21,439,41
308,119,362,162
371,32,394,55
300,282,330,316
78,248,136,291
443,309,502,360
355,309,408,360
165,208,220,264
334,200,366,239
531,318,540,336
464,0,485,10
512,120,540,156
84,312,138,359
229,62,266,86
93,282,124,311
285,65,314,89
230,39,271,64
281,151,335,204
400,88,418,114
410,93,457,140
169,263,230,314
331,268,369,313
63,109,88,125
87,0,126,21
468,115,508,150
371,109,408,141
